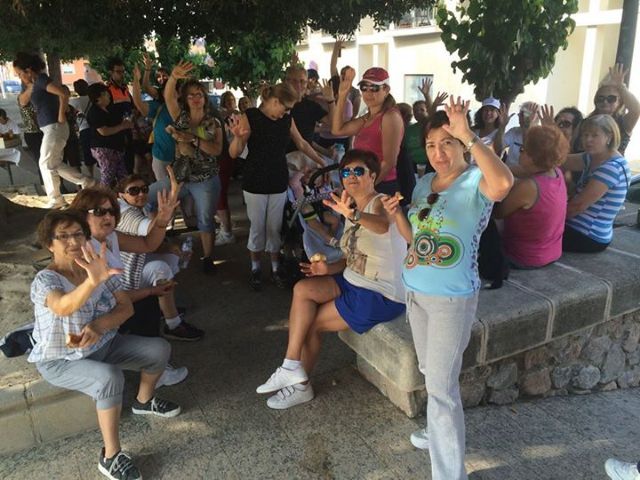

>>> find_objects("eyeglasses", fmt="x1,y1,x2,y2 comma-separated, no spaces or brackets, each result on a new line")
556,120,573,129
340,166,370,178
187,92,205,99
417,193,440,221
52,231,86,243
88,207,117,217
125,185,149,196
595,95,618,104
359,84,382,93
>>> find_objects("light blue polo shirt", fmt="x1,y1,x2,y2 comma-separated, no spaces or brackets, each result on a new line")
402,166,493,297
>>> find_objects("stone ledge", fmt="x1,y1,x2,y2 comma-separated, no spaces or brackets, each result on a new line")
339,226,640,417
0,375,96,455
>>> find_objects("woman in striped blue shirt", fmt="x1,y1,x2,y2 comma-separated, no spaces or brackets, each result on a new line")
562,114,630,252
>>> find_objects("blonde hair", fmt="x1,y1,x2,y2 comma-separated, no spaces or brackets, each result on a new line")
581,114,621,151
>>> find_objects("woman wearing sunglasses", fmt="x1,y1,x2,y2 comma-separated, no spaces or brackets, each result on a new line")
256,149,406,409
147,61,223,274
331,67,405,197
229,83,325,290
562,114,630,253
29,210,180,480
382,97,513,480
589,63,639,155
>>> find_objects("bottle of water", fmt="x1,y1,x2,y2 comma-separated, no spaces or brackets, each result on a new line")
180,236,193,269
334,143,345,163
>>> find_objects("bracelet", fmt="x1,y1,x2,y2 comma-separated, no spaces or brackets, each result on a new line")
465,134,480,150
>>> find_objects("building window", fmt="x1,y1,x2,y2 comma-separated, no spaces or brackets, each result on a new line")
62,63,75,74
404,74,433,104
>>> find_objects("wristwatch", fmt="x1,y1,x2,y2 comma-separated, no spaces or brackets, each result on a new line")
465,134,479,149
350,209,361,223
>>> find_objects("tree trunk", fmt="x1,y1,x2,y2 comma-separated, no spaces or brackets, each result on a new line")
46,52,62,85
615,0,638,83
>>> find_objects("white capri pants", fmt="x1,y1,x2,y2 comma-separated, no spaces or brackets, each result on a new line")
243,191,287,253
139,255,180,288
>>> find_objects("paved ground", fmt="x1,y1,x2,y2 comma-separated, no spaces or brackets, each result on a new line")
0,185,637,480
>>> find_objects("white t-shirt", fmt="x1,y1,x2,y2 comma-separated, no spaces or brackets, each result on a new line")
503,127,523,167
0,118,21,135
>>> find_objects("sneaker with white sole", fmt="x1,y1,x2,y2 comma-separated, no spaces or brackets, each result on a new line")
131,396,181,418
267,383,314,409
155,364,188,388
256,366,308,394
605,458,640,480
98,449,141,480
215,230,235,246
410,427,429,450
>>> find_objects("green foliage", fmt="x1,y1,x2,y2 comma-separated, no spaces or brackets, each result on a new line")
436,0,579,104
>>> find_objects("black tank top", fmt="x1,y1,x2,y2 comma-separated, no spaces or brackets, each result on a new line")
242,107,292,194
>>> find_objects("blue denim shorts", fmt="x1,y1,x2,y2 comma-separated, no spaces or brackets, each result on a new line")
333,273,405,334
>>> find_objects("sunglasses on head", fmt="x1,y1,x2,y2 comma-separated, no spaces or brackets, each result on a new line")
88,207,117,217
340,166,370,178
359,83,382,93
418,193,440,221
556,120,573,129
595,94,618,104
125,185,149,196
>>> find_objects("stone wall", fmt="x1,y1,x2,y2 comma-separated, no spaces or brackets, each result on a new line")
460,311,640,407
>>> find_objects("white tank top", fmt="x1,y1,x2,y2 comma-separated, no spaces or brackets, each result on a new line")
341,194,406,303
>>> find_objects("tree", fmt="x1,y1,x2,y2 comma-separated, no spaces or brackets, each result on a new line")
436,0,579,105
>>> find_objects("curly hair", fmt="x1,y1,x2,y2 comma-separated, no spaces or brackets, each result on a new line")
69,187,121,225
524,126,569,170
37,210,91,248
13,52,46,73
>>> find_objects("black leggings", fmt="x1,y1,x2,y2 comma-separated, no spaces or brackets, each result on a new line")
562,226,609,253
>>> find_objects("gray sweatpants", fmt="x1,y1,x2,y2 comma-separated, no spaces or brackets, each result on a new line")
37,334,170,410
406,291,479,480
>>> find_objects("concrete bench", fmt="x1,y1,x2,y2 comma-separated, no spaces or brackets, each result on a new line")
339,225,640,417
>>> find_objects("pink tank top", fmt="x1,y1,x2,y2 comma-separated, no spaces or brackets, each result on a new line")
353,110,402,182
502,168,567,267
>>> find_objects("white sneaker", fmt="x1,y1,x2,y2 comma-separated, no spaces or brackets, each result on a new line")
155,364,188,388
45,198,68,209
410,427,429,450
605,458,640,480
256,366,308,394
214,230,235,246
267,384,314,409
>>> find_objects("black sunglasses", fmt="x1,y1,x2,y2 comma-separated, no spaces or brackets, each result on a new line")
125,185,149,195
359,84,382,93
418,193,440,221
88,207,117,217
595,94,618,104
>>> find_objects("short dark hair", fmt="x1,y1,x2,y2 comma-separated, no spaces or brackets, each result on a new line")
37,210,91,248
107,57,125,72
0,109,6,120
307,69,319,80
117,174,147,193
87,83,109,105
339,149,381,181
73,79,89,96
555,107,583,129
13,52,46,73
69,187,121,225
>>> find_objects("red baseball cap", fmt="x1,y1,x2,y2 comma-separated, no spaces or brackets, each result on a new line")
358,67,390,86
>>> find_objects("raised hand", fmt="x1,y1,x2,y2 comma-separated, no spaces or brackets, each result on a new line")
156,166,181,225
142,52,153,71
539,104,555,126
498,104,514,128
418,77,433,98
339,67,356,97
299,260,329,277
442,96,473,141
323,189,354,218
321,79,334,102
228,114,249,140
432,91,449,109
380,194,401,222
74,242,123,287
133,64,141,82
604,63,628,88
171,60,195,80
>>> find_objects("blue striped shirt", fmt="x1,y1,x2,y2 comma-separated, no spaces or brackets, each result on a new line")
566,153,629,244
